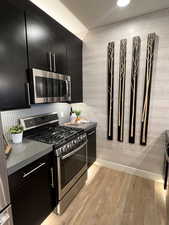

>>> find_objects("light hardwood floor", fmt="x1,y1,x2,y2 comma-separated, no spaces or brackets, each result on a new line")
41,165,167,225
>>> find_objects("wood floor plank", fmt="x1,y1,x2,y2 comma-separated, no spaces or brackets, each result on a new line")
41,165,167,225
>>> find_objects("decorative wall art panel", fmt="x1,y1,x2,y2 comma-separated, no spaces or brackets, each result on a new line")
140,33,156,145
118,39,127,142
129,36,141,143
107,42,115,140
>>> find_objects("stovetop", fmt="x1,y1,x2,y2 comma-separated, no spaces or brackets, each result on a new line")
27,126,84,147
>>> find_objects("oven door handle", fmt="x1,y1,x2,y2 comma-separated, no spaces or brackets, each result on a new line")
61,141,87,160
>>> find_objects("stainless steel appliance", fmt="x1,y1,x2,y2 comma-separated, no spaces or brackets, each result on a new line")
20,113,87,215
56,133,87,215
0,120,13,225
29,68,71,104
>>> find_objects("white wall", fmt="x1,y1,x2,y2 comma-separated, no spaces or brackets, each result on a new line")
73,9,169,176
1,103,71,141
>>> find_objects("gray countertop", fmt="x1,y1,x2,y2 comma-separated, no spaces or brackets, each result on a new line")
7,122,97,175
65,122,97,132
7,139,52,176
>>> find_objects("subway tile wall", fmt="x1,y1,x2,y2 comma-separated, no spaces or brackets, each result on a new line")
1,103,71,140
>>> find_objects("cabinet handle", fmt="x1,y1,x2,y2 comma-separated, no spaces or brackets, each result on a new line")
88,131,96,136
49,52,52,72
61,141,87,160
50,167,54,188
23,162,46,178
53,53,56,72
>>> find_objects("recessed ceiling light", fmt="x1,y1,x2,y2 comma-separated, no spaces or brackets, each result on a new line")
117,0,131,7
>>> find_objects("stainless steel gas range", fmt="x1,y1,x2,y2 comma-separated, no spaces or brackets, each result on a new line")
20,112,87,215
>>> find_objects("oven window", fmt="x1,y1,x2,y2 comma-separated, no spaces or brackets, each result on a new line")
60,145,87,189
35,77,47,98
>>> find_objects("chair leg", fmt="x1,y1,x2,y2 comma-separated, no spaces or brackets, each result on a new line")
164,160,168,190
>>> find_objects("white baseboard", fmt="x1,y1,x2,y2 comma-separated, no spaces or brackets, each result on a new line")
95,159,163,183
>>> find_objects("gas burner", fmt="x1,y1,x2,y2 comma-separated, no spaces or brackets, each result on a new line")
27,126,83,146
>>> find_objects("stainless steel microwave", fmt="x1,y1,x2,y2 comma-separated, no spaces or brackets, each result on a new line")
29,68,71,104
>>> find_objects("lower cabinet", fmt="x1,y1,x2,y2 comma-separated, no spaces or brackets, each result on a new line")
8,153,56,225
87,128,96,168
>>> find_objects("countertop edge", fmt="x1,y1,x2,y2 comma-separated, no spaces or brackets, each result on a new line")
65,122,97,132
7,146,53,176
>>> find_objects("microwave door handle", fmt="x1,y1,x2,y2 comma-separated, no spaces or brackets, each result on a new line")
66,79,71,100
61,141,87,160
65,80,69,99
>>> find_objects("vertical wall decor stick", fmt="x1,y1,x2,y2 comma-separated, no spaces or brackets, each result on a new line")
140,33,156,145
129,36,141,143
118,39,127,142
107,42,115,140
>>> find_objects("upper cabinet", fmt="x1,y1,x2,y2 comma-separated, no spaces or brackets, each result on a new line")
0,0,83,111
26,2,67,74
26,2,83,103
0,0,30,110
67,33,83,103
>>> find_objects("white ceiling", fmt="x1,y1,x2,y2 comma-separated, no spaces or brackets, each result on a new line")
31,0,169,38
60,0,169,29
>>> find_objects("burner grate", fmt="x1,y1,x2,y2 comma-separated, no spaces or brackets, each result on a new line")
27,126,83,145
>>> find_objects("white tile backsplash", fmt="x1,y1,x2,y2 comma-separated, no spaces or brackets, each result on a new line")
1,103,71,140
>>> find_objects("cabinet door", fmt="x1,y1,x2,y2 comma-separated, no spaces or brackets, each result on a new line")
26,1,55,71
26,2,67,75
87,129,96,168
67,33,83,103
8,154,56,225
52,24,67,75
0,1,29,110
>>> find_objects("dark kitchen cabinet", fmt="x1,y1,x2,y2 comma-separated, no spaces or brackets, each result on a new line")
26,2,67,74
67,33,83,103
0,0,30,110
8,153,56,225
0,0,83,109
26,1,83,103
87,128,96,168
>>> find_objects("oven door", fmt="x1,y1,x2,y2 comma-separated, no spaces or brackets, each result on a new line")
57,142,87,199
30,68,71,103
